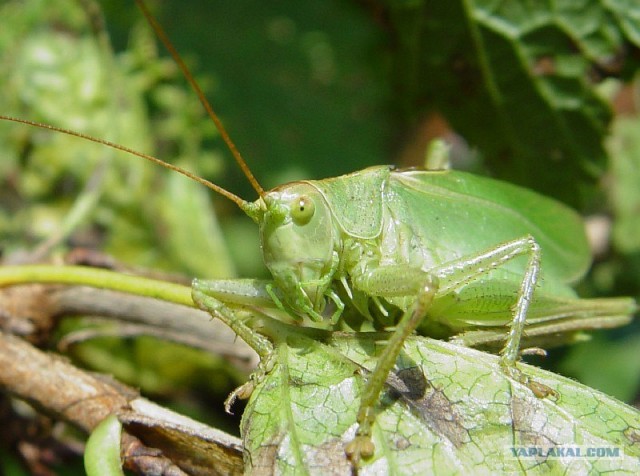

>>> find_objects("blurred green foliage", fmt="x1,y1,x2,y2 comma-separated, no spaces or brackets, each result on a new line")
0,0,639,473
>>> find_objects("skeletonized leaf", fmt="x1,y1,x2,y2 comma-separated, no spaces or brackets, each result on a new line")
242,333,640,475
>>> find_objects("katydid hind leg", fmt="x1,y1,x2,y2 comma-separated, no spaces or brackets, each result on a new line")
426,235,542,367
346,235,544,460
352,234,543,363
450,295,636,350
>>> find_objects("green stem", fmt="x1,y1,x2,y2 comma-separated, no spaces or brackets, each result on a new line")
0,265,193,307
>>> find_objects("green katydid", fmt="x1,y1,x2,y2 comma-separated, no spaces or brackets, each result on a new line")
1,0,637,465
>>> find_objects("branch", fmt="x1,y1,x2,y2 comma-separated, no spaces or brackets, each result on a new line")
0,331,243,475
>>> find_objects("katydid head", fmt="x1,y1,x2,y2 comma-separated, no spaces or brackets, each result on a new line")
247,182,339,321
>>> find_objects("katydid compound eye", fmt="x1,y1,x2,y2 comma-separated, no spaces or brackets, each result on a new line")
291,195,315,225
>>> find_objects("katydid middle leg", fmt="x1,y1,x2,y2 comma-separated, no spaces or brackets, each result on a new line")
345,273,439,462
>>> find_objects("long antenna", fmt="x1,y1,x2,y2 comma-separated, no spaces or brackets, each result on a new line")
0,115,248,208
135,0,265,198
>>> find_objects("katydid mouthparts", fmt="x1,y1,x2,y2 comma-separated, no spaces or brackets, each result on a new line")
1,0,637,466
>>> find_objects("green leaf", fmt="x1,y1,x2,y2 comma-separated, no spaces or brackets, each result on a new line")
84,414,124,476
560,334,640,401
158,172,236,278
608,103,640,255
383,0,640,207
242,333,640,474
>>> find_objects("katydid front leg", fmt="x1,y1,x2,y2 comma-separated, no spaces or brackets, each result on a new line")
191,280,275,409
345,235,541,462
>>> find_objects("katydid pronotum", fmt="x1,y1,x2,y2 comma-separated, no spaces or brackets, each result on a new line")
1,0,637,467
